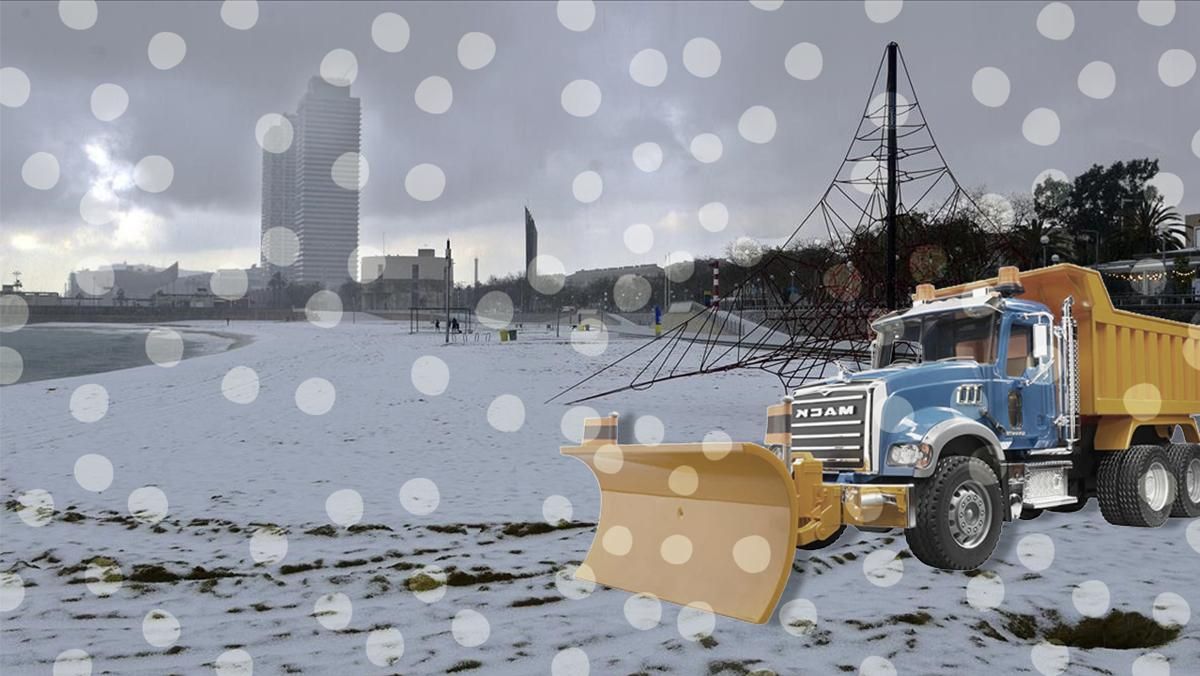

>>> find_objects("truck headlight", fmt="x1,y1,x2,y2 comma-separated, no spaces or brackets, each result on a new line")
888,442,932,469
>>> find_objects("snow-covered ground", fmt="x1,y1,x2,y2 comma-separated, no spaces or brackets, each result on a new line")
2,319,1198,675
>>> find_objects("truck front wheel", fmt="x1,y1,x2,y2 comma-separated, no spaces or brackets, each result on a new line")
905,456,1003,570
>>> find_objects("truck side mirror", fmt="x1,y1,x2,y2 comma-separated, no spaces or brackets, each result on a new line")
1033,323,1050,362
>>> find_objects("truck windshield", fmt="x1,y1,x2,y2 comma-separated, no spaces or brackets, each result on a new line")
874,309,998,367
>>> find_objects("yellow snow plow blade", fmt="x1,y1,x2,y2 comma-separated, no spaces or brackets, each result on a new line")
561,416,800,624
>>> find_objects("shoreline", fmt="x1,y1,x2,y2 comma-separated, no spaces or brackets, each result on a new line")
0,321,254,385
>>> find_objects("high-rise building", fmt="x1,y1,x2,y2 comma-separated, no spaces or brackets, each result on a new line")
524,207,538,278
261,77,362,288
524,207,538,310
260,113,296,277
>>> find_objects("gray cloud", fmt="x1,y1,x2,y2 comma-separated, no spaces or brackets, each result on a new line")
2,0,1197,291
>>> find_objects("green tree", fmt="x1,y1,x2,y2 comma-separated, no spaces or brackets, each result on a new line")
1061,159,1159,260
268,271,286,309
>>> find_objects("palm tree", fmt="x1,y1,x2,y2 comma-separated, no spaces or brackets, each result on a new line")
1006,217,1074,268
1118,196,1185,255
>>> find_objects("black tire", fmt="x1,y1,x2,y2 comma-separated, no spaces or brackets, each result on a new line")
1165,443,1200,518
1115,445,1174,528
798,525,846,550
905,456,1003,570
1019,507,1043,520
1097,451,1129,526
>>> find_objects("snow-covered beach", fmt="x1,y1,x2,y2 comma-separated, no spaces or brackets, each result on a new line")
2,319,1198,675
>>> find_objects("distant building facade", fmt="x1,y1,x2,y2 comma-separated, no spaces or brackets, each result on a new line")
260,77,362,289
64,262,215,306
524,207,538,309
1186,213,1200,250
361,249,453,310
260,112,297,277
565,263,663,288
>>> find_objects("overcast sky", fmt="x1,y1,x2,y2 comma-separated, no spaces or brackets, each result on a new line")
1,0,1197,292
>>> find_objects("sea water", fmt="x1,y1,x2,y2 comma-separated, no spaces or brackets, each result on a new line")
0,325,240,384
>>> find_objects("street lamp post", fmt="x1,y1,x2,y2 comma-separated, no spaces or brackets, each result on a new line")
1040,234,1050,267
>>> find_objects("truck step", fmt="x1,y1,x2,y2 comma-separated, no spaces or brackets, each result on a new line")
1026,447,1072,457
1023,494,1078,509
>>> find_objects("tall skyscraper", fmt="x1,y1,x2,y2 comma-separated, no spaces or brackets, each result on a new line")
260,113,296,277
524,207,538,310
260,77,361,288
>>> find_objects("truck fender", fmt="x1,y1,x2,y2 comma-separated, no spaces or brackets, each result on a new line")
915,417,1003,479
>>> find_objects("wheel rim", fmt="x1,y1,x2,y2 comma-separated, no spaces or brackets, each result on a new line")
1140,460,1171,511
948,480,991,549
1187,458,1200,504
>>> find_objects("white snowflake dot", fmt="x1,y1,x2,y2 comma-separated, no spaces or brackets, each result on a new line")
1138,0,1176,27
458,32,496,70
572,170,603,203
632,142,663,172
1022,108,1060,146
785,42,823,81
1036,2,1074,40
487,394,525,432
249,525,288,564
134,155,174,193
372,12,410,53
52,649,92,676
557,0,595,32
399,477,440,515
326,489,364,527
74,453,113,492
683,38,721,78
319,48,358,87
313,592,353,630
142,609,181,648
630,48,668,87
220,0,258,30
551,647,591,676
1158,49,1196,87
70,383,109,423
128,486,169,524
295,377,335,415
59,0,98,30
972,67,1010,107
21,152,60,190
561,79,601,117
451,609,490,647
415,76,453,114
365,628,405,667
1072,579,1111,617
405,163,446,202
864,0,903,24
623,223,654,254
738,105,777,144
90,83,128,122
0,67,31,108
148,32,186,70
1077,61,1115,99
690,133,723,163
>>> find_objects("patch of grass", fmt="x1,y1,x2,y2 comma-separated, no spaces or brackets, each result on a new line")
405,572,445,593
445,567,538,587
250,602,272,612
304,525,338,537
185,566,238,580
347,523,393,533
510,596,562,608
698,635,719,649
61,511,86,523
888,611,933,626
279,560,324,575
427,524,468,534
500,521,592,537
972,620,1008,642
836,666,856,673
705,659,755,675
447,659,483,673
334,558,369,568
1044,610,1180,649
129,565,181,583
999,611,1038,640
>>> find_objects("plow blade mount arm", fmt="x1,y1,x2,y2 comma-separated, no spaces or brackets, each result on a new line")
562,419,799,624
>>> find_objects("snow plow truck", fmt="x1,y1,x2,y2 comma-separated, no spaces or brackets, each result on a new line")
562,264,1200,623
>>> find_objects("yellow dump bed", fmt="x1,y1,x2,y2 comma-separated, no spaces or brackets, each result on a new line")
934,264,1200,448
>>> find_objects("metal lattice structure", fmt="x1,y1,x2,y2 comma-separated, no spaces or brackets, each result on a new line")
551,43,1015,405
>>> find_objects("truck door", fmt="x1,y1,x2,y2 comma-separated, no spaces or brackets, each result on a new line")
999,317,1056,447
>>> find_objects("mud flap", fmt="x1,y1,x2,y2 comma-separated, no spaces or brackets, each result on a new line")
562,437,799,624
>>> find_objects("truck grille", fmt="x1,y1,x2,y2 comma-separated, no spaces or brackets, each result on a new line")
790,388,870,471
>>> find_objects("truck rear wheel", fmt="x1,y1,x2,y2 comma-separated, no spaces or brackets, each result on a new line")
1114,445,1174,528
797,525,846,551
905,456,1002,570
1166,443,1200,518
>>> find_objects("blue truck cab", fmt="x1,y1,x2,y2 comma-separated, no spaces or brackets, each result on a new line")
786,275,1083,567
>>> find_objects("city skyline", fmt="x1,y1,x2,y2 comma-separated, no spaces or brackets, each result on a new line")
2,1,1198,293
